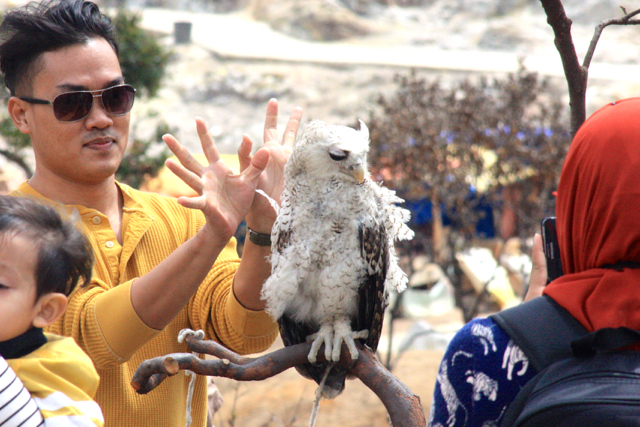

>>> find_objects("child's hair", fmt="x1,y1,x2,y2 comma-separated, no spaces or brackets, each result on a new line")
0,195,93,299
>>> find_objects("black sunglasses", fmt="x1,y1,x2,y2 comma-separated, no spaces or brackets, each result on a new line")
18,84,136,122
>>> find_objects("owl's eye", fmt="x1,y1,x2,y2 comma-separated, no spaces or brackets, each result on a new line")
328,148,349,161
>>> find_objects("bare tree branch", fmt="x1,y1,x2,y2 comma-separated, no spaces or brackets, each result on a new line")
131,335,426,427
540,1,640,135
539,0,586,136
583,7,640,70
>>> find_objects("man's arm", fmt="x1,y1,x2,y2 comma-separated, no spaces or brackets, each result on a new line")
234,99,303,310
131,100,303,326
129,121,269,330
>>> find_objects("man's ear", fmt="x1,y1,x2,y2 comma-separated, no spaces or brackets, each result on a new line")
32,293,68,328
8,96,32,135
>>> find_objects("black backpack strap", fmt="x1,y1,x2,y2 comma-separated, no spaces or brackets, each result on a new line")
572,327,640,357
490,295,588,371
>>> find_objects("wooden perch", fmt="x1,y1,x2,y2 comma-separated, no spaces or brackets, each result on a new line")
132,334,426,427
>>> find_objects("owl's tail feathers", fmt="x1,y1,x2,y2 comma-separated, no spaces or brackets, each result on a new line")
309,364,333,427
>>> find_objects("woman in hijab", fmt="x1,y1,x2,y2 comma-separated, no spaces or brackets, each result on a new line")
428,98,640,427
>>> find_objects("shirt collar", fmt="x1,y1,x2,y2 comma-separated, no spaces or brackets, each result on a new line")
14,180,145,214
0,328,47,359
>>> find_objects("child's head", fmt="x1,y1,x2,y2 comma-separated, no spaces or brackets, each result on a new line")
0,195,93,342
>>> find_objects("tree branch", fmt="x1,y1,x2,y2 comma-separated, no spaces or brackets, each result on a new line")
539,0,586,136
131,335,426,427
583,7,640,70
540,1,640,136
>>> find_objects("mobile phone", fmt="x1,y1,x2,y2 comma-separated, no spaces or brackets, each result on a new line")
541,217,563,283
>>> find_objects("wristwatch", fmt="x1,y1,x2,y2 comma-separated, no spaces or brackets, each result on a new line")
247,227,271,246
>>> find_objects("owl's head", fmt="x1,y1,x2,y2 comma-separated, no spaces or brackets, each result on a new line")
287,119,370,184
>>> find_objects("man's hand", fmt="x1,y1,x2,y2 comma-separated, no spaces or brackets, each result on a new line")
524,233,547,301
238,98,303,233
162,117,270,244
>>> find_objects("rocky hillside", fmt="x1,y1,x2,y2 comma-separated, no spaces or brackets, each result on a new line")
128,0,640,157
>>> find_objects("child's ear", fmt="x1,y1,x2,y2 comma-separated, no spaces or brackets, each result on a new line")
32,293,68,328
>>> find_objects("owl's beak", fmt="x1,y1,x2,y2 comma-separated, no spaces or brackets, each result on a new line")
352,165,365,183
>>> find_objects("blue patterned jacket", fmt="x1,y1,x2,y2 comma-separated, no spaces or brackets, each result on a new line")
428,317,537,427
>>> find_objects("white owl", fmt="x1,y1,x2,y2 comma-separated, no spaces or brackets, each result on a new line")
261,119,414,399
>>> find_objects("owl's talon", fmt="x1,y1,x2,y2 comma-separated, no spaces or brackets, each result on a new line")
332,322,369,362
307,324,334,364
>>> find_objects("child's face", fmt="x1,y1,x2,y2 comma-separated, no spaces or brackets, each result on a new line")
0,233,41,342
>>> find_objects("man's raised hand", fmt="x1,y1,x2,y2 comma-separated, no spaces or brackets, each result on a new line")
162,117,269,243
238,98,304,233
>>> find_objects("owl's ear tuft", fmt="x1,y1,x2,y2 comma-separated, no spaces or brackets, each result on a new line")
358,120,369,141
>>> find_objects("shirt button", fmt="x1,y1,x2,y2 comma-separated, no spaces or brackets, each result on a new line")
92,216,101,225
105,241,114,248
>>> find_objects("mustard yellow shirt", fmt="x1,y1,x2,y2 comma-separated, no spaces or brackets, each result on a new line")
11,182,278,427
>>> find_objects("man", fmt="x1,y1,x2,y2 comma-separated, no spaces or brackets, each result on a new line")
0,1,303,425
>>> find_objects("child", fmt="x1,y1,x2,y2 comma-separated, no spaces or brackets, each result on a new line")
0,195,104,426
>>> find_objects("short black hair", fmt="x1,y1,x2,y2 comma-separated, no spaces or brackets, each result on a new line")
0,195,93,300
0,0,118,95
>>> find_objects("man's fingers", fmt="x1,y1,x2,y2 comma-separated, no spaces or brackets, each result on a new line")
195,117,221,165
263,98,279,143
165,158,204,195
176,194,206,211
243,148,270,183
163,134,205,176
282,106,303,148
524,233,547,301
237,134,253,172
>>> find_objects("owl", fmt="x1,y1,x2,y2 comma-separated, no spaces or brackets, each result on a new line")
261,119,414,399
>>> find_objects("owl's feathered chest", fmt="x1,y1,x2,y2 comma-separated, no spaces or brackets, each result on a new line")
281,178,378,255
291,177,375,220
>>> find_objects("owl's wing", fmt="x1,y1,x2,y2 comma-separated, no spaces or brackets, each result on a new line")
356,219,390,353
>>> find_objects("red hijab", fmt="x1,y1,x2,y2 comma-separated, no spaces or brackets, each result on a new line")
544,98,640,332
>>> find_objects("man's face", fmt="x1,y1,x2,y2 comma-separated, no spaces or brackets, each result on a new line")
0,233,40,342
18,38,130,185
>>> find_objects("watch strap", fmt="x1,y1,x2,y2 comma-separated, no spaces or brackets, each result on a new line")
247,227,271,246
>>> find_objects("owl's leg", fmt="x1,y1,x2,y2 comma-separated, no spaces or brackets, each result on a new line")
306,324,334,364
331,319,369,362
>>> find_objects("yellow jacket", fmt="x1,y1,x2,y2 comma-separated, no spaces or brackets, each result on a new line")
11,182,278,427
7,332,104,427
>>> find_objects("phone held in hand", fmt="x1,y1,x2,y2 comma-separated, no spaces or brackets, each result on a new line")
541,217,563,284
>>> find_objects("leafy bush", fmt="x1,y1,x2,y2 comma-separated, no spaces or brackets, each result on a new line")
367,66,571,318
368,66,569,245
112,9,172,98
116,121,172,188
